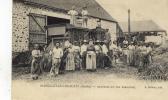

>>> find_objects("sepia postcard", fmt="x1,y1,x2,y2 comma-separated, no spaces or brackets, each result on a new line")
11,0,168,100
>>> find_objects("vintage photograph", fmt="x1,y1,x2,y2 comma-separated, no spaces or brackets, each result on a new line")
12,0,168,99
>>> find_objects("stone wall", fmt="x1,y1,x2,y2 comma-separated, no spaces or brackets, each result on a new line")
13,1,117,52
12,1,70,52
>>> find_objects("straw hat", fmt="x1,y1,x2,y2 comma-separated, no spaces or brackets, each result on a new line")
83,40,87,43
96,40,100,43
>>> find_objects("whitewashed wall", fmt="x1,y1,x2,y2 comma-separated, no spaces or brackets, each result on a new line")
87,17,117,41
101,20,117,41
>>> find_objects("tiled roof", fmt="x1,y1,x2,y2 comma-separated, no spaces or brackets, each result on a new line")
119,20,165,33
23,0,116,22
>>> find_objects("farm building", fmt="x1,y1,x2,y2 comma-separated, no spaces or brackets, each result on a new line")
119,20,167,45
12,0,122,53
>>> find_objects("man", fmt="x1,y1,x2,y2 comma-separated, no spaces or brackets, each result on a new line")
81,6,89,28
80,40,88,69
68,6,78,25
49,42,63,77
73,41,81,70
128,42,135,66
101,41,109,68
146,44,153,65
94,40,102,68
31,44,42,80
109,41,118,64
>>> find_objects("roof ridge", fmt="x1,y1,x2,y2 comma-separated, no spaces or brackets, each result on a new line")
23,0,116,22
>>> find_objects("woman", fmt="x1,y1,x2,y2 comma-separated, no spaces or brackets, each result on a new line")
122,43,129,64
86,40,96,71
66,44,75,71
128,42,135,66
73,42,81,70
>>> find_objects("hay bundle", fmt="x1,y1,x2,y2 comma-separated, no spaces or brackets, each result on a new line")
140,62,168,80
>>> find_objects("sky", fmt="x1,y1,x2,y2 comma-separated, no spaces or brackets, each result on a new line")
96,0,168,32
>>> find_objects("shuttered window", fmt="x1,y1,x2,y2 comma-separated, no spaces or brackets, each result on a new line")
29,13,47,44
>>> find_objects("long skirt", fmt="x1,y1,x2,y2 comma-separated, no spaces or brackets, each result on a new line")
66,53,75,71
123,49,129,64
86,51,96,70
81,52,87,69
31,57,41,79
50,58,61,76
128,50,134,65
138,53,144,70
74,52,81,70
134,52,139,67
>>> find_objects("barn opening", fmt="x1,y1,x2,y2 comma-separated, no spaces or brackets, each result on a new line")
47,16,70,25
28,13,70,49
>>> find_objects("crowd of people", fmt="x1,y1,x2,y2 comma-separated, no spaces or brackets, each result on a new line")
30,39,153,80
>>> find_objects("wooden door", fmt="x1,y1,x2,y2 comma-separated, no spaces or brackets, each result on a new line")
29,13,47,44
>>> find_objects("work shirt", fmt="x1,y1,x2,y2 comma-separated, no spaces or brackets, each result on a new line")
32,50,41,58
81,10,88,17
146,47,152,54
50,47,63,59
141,46,147,54
94,45,101,53
80,44,87,55
128,45,135,50
109,44,118,50
64,40,70,48
102,44,108,55
73,45,80,53
68,10,78,25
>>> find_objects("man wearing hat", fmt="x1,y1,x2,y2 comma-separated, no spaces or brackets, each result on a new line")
31,44,42,80
49,42,63,77
81,6,89,28
94,40,102,68
80,40,88,69
68,6,78,25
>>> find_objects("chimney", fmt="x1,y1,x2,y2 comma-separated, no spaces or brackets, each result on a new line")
128,9,131,34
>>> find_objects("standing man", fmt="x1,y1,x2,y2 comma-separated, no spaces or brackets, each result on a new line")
68,6,78,25
109,41,118,64
81,6,89,28
31,44,42,80
128,42,135,66
73,41,81,70
80,40,88,69
101,41,109,68
94,40,102,68
50,42,63,77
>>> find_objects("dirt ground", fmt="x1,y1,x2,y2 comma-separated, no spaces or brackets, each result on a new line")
12,63,168,100
12,62,139,83
12,42,168,100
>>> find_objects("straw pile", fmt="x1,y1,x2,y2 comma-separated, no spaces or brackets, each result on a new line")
140,45,168,80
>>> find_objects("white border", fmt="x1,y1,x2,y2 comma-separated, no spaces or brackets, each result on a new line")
0,0,12,100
